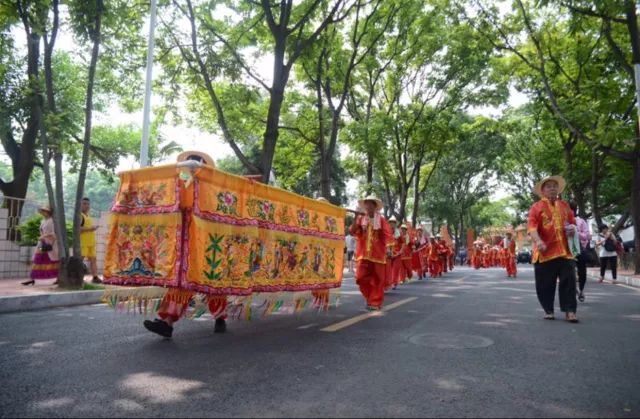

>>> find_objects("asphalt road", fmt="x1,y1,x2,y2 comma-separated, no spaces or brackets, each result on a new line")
1,266,639,418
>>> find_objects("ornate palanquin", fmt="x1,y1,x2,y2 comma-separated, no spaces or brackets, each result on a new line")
103,163,345,317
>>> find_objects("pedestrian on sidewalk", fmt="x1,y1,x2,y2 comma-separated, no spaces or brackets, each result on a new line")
569,201,591,301
345,231,356,273
349,195,393,311
23,206,59,286
80,197,101,284
595,224,618,284
527,175,579,323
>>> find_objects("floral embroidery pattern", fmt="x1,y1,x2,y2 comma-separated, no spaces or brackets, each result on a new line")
247,198,275,221
296,209,310,227
115,222,172,277
325,216,337,233
216,191,238,215
118,183,168,207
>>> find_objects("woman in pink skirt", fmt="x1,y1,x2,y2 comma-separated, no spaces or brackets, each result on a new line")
22,206,59,285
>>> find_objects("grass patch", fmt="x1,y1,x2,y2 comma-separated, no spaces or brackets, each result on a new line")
82,282,105,291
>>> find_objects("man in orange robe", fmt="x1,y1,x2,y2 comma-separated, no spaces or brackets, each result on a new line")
428,236,441,278
412,226,428,280
388,216,403,289
500,231,517,278
350,195,394,310
436,235,448,275
399,224,413,283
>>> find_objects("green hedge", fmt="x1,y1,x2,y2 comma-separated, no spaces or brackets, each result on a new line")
18,214,74,247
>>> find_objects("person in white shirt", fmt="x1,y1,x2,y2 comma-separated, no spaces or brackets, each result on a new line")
345,233,357,272
595,224,618,284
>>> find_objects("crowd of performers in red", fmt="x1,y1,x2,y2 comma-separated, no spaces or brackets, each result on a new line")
468,232,518,278
385,217,456,289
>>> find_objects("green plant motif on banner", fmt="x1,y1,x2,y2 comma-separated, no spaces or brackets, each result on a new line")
310,213,320,230
204,233,224,280
324,216,338,233
276,205,292,225
247,198,275,221
216,191,239,215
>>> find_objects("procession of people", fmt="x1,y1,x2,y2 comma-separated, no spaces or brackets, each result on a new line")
59,154,621,335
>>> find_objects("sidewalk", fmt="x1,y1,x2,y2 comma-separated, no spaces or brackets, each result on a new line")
587,267,640,287
0,276,105,314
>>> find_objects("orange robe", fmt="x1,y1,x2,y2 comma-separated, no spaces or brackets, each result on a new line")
500,239,517,277
350,215,394,308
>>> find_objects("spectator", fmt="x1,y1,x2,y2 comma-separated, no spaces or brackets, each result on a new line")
80,197,101,284
345,232,357,273
23,206,59,286
569,201,591,302
596,224,618,284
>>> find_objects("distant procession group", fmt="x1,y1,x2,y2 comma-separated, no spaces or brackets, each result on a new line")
468,234,518,277
347,195,458,311
348,173,617,324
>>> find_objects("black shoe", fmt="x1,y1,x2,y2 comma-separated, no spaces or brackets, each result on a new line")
143,319,173,338
21,280,35,286
91,276,102,284
214,318,227,333
578,293,585,302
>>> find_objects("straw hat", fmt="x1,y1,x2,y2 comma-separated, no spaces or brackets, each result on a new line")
358,195,383,211
400,224,408,229
533,175,566,197
177,151,215,167
38,205,53,215
388,215,397,223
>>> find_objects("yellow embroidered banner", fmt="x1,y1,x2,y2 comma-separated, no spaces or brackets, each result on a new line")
104,163,345,296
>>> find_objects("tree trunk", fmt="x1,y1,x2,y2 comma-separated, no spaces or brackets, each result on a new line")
261,36,290,184
632,156,640,274
412,161,421,227
591,149,603,227
1,23,42,235
69,1,103,288
321,113,340,199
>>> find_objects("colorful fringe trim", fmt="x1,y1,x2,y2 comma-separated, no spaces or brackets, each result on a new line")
102,287,340,320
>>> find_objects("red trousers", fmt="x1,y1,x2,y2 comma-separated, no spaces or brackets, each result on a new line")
390,257,403,286
505,255,517,276
356,260,387,308
401,258,412,282
158,289,228,323
428,259,441,278
440,256,448,273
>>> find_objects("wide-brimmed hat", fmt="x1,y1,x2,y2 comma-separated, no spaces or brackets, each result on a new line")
358,195,383,211
177,151,215,167
400,224,408,229
534,175,566,197
388,215,397,223
38,205,53,215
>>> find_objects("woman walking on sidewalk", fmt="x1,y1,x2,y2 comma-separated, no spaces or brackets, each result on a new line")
596,224,618,284
569,201,591,302
23,206,59,286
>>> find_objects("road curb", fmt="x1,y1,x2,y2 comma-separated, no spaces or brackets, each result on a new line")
0,290,104,314
587,273,640,288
